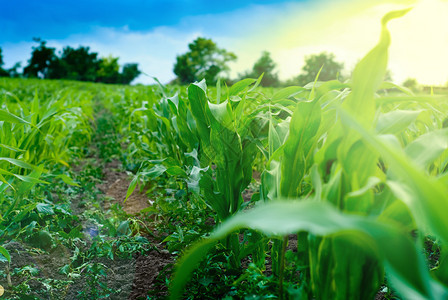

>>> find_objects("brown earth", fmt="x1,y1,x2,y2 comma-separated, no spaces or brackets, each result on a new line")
98,160,153,215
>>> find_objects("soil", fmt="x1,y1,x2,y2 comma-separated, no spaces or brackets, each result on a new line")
95,159,174,299
77,158,173,300
98,160,153,215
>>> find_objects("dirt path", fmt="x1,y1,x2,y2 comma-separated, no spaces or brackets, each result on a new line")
68,145,174,298
94,159,174,299
98,160,152,215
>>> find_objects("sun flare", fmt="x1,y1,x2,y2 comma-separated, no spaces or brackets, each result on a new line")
233,0,448,86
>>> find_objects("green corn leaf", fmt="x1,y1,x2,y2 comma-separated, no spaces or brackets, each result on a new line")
308,65,324,100
339,108,448,244
0,173,14,191
198,169,229,220
0,246,11,263
170,200,443,300
272,86,305,101
343,8,412,127
16,167,44,198
280,99,321,198
216,78,221,104
166,166,187,177
0,157,36,170
404,129,448,168
55,174,80,187
188,80,214,159
0,109,31,124
208,100,233,129
229,78,256,97
0,168,46,184
0,144,25,152
31,90,40,125
12,174,48,184
145,164,168,178
248,73,264,92
125,175,139,203
378,81,414,96
36,203,54,215
376,110,421,134
268,114,289,158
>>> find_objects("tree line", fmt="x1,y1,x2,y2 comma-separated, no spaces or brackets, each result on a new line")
171,37,345,87
172,37,425,90
1,36,424,88
0,38,141,84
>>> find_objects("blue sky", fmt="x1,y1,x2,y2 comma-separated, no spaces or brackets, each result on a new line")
1,0,307,83
1,0,447,85
1,0,295,43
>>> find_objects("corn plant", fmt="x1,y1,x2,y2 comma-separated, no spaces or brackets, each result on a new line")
0,78,94,238
169,8,448,299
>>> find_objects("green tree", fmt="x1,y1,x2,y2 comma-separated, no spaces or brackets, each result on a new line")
120,63,141,84
96,56,120,83
296,52,344,86
241,51,279,86
173,37,237,85
0,48,8,77
54,46,100,81
23,38,57,78
403,77,419,92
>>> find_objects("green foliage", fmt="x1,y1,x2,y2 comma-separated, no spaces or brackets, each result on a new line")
53,46,100,81
96,56,120,83
170,201,445,299
296,52,344,86
1,7,448,299
120,63,141,84
403,77,419,92
0,80,162,298
188,79,259,222
170,7,448,300
173,37,237,85
23,39,58,79
20,39,140,84
241,51,279,87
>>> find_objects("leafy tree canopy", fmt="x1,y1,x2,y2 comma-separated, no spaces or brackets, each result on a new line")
241,51,279,87
403,77,419,92
174,37,236,85
19,39,140,84
23,38,57,79
57,46,100,81
120,63,141,85
97,56,120,83
296,52,344,86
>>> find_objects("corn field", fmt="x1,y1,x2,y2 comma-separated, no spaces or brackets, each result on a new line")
0,9,447,299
